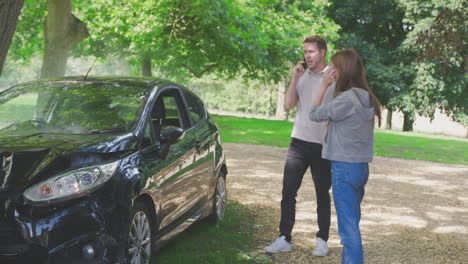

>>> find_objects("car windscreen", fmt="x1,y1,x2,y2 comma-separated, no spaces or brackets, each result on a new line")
0,81,150,135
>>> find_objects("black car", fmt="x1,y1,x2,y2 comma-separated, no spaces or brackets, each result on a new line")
0,76,228,264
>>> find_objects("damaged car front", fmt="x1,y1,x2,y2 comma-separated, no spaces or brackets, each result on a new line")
0,78,153,263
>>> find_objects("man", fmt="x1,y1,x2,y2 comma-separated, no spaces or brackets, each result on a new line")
264,36,333,256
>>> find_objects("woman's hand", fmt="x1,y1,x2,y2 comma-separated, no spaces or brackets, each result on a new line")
313,66,337,106
322,66,336,89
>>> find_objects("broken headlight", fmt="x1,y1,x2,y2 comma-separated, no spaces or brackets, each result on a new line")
24,160,120,205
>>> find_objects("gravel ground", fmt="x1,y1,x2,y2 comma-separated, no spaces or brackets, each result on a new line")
224,143,468,264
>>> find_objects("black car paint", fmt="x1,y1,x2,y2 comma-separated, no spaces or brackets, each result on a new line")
0,77,227,263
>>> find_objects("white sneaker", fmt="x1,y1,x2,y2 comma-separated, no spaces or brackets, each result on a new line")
264,236,293,253
312,237,329,256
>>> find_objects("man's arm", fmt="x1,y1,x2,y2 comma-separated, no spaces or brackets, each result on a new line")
284,61,305,110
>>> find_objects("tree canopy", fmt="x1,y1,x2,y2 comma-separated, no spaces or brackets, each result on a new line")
2,0,466,131
329,0,466,130
400,0,467,126
74,0,339,82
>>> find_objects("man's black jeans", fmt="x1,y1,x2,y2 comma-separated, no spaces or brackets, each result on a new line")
280,137,331,242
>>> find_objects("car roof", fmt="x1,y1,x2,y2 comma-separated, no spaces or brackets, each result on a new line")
3,76,199,101
7,76,184,90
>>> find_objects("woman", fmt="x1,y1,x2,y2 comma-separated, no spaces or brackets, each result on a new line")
309,48,381,264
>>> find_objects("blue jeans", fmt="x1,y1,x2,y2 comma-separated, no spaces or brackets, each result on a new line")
332,161,369,264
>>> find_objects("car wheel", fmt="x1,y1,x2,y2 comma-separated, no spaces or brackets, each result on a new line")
128,202,153,264
208,173,227,222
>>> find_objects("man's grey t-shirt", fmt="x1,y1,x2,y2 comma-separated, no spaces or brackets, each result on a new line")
291,66,334,144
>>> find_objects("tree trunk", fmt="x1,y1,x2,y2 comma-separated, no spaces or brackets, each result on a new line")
402,111,414,131
41,0,88,79
0,0,24,76
385,110,393,130
275,81,287,120
141,58,152,77
268,84,275,116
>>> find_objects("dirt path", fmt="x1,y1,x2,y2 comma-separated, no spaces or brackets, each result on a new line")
224,143,468,264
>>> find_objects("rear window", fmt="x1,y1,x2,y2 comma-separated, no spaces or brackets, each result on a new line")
184,91,206,125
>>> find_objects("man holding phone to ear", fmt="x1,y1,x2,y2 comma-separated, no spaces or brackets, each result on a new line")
264,35,334,256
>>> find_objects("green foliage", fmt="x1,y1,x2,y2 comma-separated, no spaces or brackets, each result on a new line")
330,0,467,129
410,62,442,117
328,0,410,114
241,0,340,81
333,33,406,110
329,0,407,54
404,3,467,125
74,0,339,82
7,0,46,63
189,76,279,116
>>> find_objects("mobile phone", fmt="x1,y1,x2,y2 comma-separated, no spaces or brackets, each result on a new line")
302,57,307,70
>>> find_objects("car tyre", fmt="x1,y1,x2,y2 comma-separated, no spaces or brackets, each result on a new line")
127,201,153,264
208,173,227,223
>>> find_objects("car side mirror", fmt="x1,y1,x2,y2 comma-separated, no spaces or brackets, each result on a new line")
140,128,184,160
140,143,171,160
140,144,160,158
161,128,185,145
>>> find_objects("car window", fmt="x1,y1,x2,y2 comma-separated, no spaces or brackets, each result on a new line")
162,96,182,128
184,91,206,125
149,88,190,142
0,82,149,135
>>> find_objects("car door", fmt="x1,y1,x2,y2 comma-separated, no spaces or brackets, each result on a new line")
182,90,215,203
140,87,199,230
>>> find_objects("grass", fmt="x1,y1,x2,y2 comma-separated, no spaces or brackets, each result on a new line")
152,201,271,264
214,115,294,148
373,130,467,165
212,114,468,166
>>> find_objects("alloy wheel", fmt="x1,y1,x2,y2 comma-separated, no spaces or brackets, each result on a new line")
128,211,152,264
215,177,227,220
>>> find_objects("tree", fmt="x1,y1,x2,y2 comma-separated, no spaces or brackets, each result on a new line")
7,0,46,64
41,0,89,78
76,0,274,81
328,0,412,129
7,0,89,79
74,0,338,81
0,0,24,76
409,5,467,127
72,0,339,120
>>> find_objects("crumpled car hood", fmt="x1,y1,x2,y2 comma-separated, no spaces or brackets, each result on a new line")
0,132,136,192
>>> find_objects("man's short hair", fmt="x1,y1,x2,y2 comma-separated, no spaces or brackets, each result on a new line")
304,35,327,51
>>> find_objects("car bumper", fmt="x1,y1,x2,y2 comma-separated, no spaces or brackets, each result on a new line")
3,192,130,264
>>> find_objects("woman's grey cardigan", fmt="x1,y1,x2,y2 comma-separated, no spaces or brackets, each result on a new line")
310,88,375,163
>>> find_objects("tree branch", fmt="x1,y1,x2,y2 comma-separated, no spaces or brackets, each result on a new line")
182,63,219,78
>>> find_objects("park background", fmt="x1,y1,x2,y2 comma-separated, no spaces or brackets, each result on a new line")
1,0,466,138
0,1,467,264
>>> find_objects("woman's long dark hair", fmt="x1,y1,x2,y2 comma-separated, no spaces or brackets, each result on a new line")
331,48,382,126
